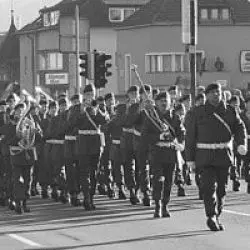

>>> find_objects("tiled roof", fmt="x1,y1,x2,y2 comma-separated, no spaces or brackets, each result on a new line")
104,0,150,5
0,21,19,63
120,0,250,27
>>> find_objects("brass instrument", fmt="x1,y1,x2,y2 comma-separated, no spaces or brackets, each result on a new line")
131,64,184,152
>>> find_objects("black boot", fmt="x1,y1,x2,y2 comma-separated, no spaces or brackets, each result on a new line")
83,197,92,211
177,184,186,197
98,184,107,195
129,189,139,205
118,186,127,200
198,189,203,200
22,200,31,213
8,199,15,211
15,201,22,215
142,191,151,206
232,180,240,192
161,202,171,218
59,191,69,204
206,216,220,231
216,216,225,231
107,187,115,199
51,188,59,201
154,200,161,218
41,189,49,199
70,193,81,206
90,196,96,210
247,184,250,194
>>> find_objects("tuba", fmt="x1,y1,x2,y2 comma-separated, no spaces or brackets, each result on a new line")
16,101,36,152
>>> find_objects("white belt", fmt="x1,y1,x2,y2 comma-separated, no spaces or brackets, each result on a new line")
122,128,134,134
65,135,77,141
79,130,100,135
134,129,141,137
46,139,65,144
156,142,175,148
196,142,231,150
112,139,120,145
10,146,37,160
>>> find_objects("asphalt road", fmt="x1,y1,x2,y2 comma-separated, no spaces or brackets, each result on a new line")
0,179,249,250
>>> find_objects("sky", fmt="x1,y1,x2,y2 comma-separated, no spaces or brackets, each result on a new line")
0,0,61,32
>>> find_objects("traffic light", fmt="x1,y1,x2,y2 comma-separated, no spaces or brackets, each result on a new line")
79,53,88,78
94,50,112,89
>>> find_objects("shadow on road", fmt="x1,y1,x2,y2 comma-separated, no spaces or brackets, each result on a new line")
27,229,210,250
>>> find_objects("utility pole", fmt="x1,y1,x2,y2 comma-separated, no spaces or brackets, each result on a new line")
189,0,197,107
75,4,80,95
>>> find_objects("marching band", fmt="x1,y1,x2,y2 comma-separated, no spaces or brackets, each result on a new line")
0,79,249,232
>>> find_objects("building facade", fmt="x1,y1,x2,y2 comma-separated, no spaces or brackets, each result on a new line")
18,0,148,98
116,0,250,94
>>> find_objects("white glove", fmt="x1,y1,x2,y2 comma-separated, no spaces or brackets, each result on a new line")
160,133,166,140
237,145,247,156
186,161,196,172
175,143,185,152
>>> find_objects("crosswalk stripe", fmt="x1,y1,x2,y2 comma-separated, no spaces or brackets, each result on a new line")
8,234,42,247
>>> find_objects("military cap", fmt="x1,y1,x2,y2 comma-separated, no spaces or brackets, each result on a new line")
6,94,14,102
179,94,191,103
97,96,104,102
155,91,168,101
152,88,160,97
195,93,205,102
83,84,95,93
139,84,152,94
70,94,80,102
175,103,185,112
0,100,6,106
127,85,139,94
58,98,67,106
228,95,240,104
14,103,25,111
58,93,67,100
39,99,47,106
104,92,114,101
168,85,177,92
49,101,57,109
205,83,221,95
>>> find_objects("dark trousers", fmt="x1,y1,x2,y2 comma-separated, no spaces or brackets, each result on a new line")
136,148,150,193
111,144,125,188
79,154,100,199
195,165,203,191
12,165,31,202
122,147,137,190
152,160,175,204
98,145,113,187
243,158,250,183
2,155,13,199
65,159,80,195
201,166,229,217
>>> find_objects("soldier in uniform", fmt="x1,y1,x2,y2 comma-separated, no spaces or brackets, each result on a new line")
121,85,140,205
141,92,185,218
185,83,247,231
168,85,179,108
64,94,81,206
107,103,127,199
74,84,107,210
239,97,250,193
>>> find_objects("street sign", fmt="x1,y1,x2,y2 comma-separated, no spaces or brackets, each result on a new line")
182,0,198,45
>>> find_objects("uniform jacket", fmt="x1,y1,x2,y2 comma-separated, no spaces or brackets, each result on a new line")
141,108,185,163
185,101,247,167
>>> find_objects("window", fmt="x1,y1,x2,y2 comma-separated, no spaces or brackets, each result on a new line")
211,9,219,19
200,9,208,20
145,51,205,73
24,56,28,75
109,8,136,22
222,8,229,20
38,52,63,70
43,10,60,27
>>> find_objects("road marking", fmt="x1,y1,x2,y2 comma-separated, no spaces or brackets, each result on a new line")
8,234,42,247
224,209,250,217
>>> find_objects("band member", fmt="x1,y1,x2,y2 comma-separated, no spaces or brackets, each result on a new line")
104,92,116,118
107,103,127,199
141,91,185,218
64,94,81,206
133,84,153,206
40,101,57,199
152,88,160,100
185,83,247,231
239,97,250,194
195,93,206,107
74,84,107,210
168,85,179,108
8,102,40,214
121,85,140,205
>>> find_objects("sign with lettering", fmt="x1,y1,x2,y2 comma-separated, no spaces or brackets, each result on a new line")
45,73,68,85
240,50,250,72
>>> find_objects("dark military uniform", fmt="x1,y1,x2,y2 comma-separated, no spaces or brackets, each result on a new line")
185,100,246,229
240,111,250,193
142,107,185,218
75,105,107,210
